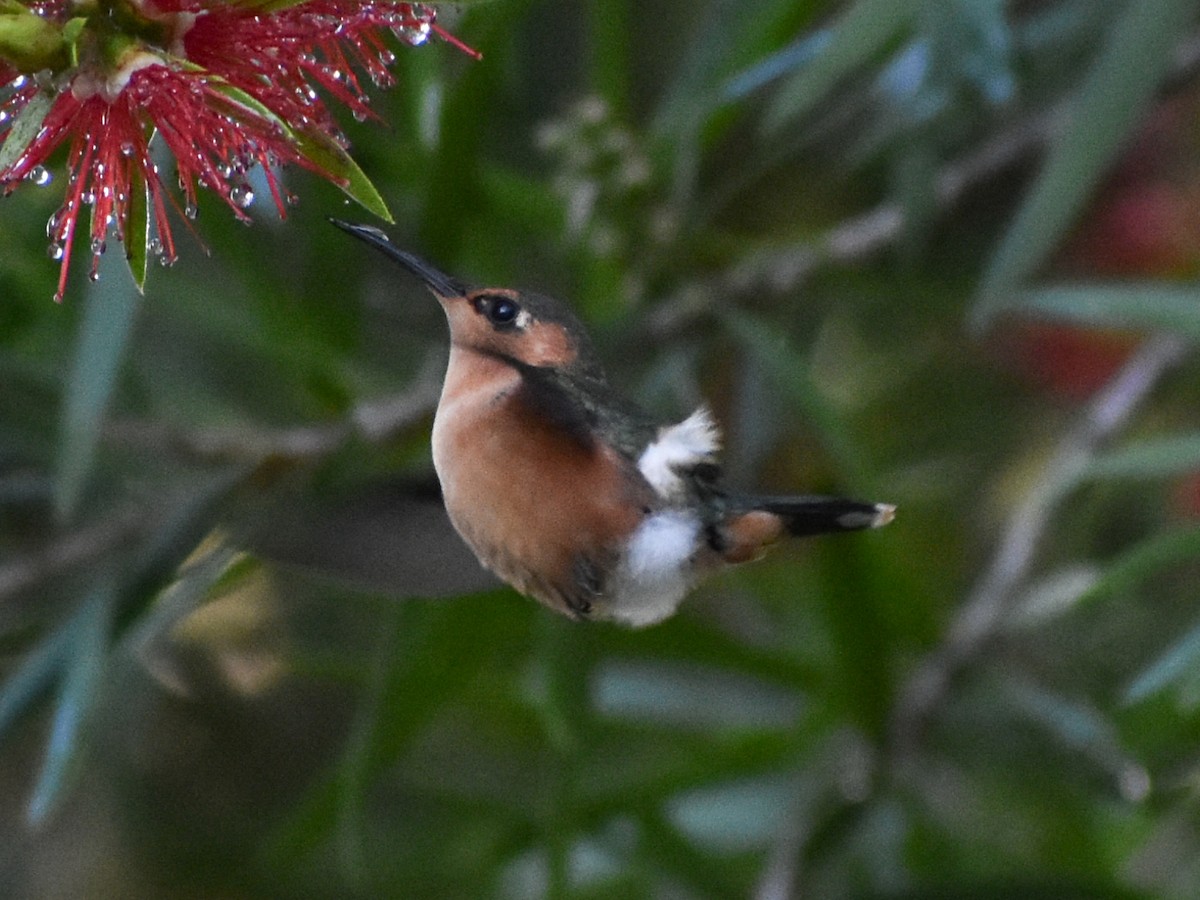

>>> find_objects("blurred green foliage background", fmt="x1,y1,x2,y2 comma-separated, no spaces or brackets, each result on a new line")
6,0,1200,897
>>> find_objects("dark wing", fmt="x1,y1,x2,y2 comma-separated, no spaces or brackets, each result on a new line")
512,362,661,462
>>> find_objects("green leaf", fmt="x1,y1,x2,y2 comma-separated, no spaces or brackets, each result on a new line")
201,72,288,126
999,679,1125,770
1076,526,1200,608
0,621,73,741
293,129,393,223
721,30,833,105
1016,283,1200,340
233,0,495,11
27,576,114,825
763,0,920,134
1084,433,1200,481
972,0,1198,328
0,87,54,172
1125,615,1200,704
127,468,252,612
201,76,391,221
227,0,320,11
723,309,874,491
125,542,243,647
123,164,150,293
55,258,142,522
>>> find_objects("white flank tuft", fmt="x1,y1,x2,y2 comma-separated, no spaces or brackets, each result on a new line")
637,406,721,499
606,510,701,627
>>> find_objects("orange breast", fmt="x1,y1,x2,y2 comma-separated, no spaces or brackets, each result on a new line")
431,352,651,616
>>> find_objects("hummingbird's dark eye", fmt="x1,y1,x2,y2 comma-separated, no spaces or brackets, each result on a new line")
475,294,521,328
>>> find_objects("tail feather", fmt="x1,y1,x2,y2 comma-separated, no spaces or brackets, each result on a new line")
747,496,895,537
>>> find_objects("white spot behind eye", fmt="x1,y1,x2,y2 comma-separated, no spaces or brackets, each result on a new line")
515,309,532,329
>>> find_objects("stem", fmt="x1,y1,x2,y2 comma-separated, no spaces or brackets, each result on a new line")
889,333,1189,763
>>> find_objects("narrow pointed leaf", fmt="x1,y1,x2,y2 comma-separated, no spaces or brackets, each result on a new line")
0,622,73,739
27,577,114,825
722,30,832,104
204,77,389,220
0,87,53,172
763,0,920,134
1000,679,1128,773
1084,433,1200,481
128,467,251,607
55,258,142,522
292,129,393,222
123,164,150,293
724,310,873,490
973,0,1197,327
1076,526,1200,608
1016,283,1200,340
203,73,289,127
230,0,328,11
234,0,493,11
1126,616,1200,704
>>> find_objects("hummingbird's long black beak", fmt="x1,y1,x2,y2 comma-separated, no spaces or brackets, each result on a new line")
329,219,466,297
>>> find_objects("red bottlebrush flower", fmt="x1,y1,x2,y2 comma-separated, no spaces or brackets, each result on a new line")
0,0,478,301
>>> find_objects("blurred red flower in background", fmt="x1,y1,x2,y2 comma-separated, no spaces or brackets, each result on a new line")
1002,94,1200,400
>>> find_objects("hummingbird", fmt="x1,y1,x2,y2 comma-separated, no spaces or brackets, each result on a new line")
333,220,895,627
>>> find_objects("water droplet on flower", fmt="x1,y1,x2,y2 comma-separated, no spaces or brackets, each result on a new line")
47,242,63,261
379,50,396,66
11,75,27,90
148,237,163,257
352,107,368,123
81,191,95,205
0,111,9,125
91,237,107,255
285,191,300,207
46,207,65,237
120,142,136,157
394,21,432,46
230,184,255,209
185,202,198,220
27,165,51,186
